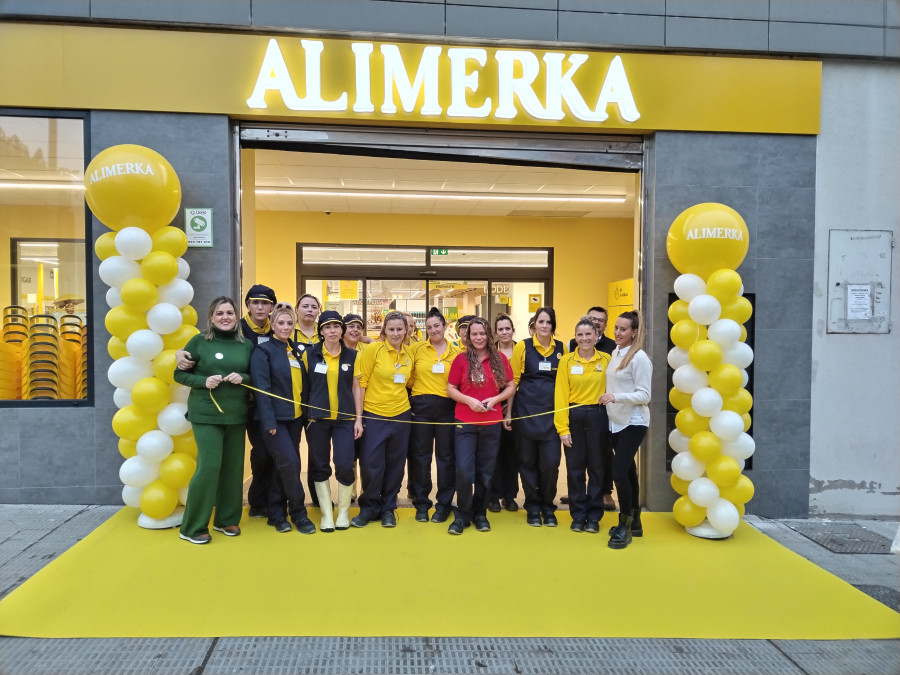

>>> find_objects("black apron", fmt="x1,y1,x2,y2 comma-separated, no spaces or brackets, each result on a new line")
512,339,564,439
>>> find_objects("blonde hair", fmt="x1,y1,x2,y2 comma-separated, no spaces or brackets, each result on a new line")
204,296,243,342
616,310,646,371
379,311,408,341
270,302,296,329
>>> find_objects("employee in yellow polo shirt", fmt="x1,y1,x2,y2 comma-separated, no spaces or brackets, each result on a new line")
555,316,611,534
406,307,462,523
293,293,322,346
351,310,414,528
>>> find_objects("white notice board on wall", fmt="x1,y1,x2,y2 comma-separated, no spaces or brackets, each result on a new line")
827,230,893,334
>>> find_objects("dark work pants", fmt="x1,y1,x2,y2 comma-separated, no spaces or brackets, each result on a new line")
261,417,309,524
307,418,356,486
454,422,501,524
517,434,561,516
602,433,614,495
564,405,609,522
408,395,456,511
358,411,411,520
610,424,647,514
489,426,519,502
246,416,271,511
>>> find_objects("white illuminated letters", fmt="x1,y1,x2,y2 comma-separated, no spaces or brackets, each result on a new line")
381,45,442,115
495,50,547,119
246,38,347,111
447,48,491,118
351,43,375,113
594,55,640,123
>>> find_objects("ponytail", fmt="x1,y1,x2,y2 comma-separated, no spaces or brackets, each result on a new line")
617,310,645,371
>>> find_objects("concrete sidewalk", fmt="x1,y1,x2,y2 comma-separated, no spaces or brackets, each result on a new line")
0,504,897,675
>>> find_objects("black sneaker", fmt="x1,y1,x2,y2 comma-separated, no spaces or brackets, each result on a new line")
526,513,542,527
584,520,600,534
431,507,451,523
570,520,585,533
502,499,519,512
448,519,468,535
294,517,316,535
381,510,397,528
487,500,501,513
542,512,558,527
415,508,430,523
473,515,491,532
179,532,211,544
350,514,370,528
273,519,292,533
248,507,267,519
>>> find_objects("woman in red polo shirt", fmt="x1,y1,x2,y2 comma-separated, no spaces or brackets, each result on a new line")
446,317,516,535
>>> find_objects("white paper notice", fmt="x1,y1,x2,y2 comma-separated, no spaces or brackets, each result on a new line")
846,284,872,320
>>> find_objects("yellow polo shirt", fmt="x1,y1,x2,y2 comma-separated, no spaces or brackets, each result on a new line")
554,349,611,435
286,345,304,419
408,340,463,398
356,340,413,417
510,335,567,386
292,327,320,345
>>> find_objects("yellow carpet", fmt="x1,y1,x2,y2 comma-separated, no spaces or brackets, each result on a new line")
0,508,897,639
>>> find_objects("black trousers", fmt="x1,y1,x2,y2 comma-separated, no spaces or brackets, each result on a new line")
246,416,271,511
261,417,309,524
408,394,456,511
517,433,561,516
489,426,519,502
307,417,356,486
358,411,411,520
454,421,501,524
564,405,609,522
610,424,647,514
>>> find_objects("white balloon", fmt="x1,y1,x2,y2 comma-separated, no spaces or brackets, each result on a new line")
672,364,709,394
667,346,690,370
668,428,691,454
674,273,707,302
688,294,722,326
113,387,133,409
115,227,153,261
688,477,720,508
122,485,144,508
721,432,756,460
119,455,159,489
106,287,123,308
178,486,189,505
176,258,191,280
741,369,750,388
107,356,153,390
170,383,190,403
707,319,741,347
707,498,741,534
691,387,724,417
710,410,744,441
723,342,754,369
98,256,141,288
157,279,194,308
671,451,706,481
158,402,191,436
126,329,165,361
146,302,183,335
136,430,174,463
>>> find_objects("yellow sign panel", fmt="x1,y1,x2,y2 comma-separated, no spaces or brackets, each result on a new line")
609,278,634,307
528,294,542,312
339,280,358,300
0,24,820,134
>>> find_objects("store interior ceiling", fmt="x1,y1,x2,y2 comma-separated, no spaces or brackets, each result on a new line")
253,150,638,219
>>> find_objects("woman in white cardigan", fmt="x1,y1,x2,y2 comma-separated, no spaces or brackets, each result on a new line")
599,310,651,550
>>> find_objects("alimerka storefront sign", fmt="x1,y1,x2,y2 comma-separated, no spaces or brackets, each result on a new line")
0,23,821,134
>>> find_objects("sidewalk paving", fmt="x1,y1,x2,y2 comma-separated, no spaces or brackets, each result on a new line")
0,504,897,675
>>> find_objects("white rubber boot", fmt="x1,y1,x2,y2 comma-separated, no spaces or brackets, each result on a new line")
315,481,334,533
336,482,353,531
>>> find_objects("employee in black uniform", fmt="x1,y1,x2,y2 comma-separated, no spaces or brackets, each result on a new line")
510,307,566,527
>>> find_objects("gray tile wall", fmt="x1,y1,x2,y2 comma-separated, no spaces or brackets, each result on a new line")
0,112,234,505
642,131,816,518
1,0,897,59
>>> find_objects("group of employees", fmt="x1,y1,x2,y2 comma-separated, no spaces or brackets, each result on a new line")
174,284,651,550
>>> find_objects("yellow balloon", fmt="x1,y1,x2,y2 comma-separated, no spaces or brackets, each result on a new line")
162,324,200,351
140,251,178,285
95,232,119,260
84,144,181,232
108,336,129,360
131,376,171,413
720,474,754,504
120,278,159,312
140,479,179,519
151,226,189,257
721,296,753,324
670,473,690,496
705,269,743,302
736,502,746,518
105,305,149,341
673,495,707,527
688,339,723,371
740,324,748,342
152,349,179,385
118,438,137,459
675,407,710,436
112,404,157,442
180,304,198,327
708,364,743,396
688,430,721,463
669,387,693,411
668,300,690,324
706,455,742,487
159,452,197,488
666,203,750,280
722,388,753,415
670,319,706,350
172,431,198,459
742,413,752,432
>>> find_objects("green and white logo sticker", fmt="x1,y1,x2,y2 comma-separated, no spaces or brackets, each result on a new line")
185,208,213,247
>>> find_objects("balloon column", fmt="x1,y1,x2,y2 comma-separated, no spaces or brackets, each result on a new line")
666,203,755,539
85,145,199,529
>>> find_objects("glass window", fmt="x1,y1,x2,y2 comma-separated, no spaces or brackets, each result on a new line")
365,280,426,339
430,248,548,267
302,246,425,266
0,115,87,401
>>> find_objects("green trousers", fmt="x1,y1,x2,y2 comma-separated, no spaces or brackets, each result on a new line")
180,422,246,537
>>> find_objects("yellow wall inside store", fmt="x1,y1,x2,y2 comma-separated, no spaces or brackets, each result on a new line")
252,211,635,340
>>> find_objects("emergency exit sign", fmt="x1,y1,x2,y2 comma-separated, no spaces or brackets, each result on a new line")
431,248,448,255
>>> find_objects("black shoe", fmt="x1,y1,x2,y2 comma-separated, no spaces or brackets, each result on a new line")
502,499,519,512
487,500,501,513
584,519,600,534
273,519,292,533
431,507,451,523
179,532,211,544
603,495,617,512
631,508,644,537
248,507,267,519
608,514,633,550
560,495,570,505
570,519,585,533
542,512,558,527
294,517,317,535
448,519,469,535
526,512,542,527
381,510,397,528
415,508,430,522
267,516,287,527
350,514,370,528
473,514,491,532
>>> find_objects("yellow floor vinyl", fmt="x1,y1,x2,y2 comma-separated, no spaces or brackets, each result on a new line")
0,508,898,639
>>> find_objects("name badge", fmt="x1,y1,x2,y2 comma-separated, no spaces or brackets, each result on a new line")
432,363,445,374
539,361,552,372
257,336,270,344
315,362,328,374
288,358,301,369
393,373,406,384
570,365,584,375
